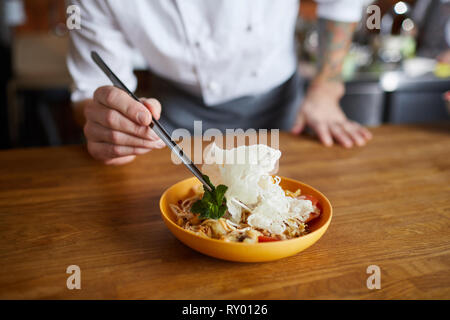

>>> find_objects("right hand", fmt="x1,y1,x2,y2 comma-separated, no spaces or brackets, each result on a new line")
83,86,166,165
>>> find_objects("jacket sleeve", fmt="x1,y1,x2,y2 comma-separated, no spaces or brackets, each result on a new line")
66,0,137,103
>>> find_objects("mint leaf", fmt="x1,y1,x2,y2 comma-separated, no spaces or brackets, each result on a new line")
215,184,227,205
191,200,206,214
217,205,228,220
202,175,215,190
190,175,228,220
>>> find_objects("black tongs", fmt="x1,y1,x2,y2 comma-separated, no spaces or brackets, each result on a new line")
91,51,212,191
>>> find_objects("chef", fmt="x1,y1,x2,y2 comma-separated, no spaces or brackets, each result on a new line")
67,0,372,165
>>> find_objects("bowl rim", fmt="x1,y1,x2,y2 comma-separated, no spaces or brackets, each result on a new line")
159,176,332,247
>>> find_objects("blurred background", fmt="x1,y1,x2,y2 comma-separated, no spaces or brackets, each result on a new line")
0,0,449,150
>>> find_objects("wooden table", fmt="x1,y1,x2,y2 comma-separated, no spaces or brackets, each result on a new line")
0,124,449,299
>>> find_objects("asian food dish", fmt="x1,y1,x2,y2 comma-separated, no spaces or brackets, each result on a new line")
169,144,322,243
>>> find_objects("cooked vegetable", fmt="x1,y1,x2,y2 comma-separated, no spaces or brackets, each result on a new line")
305,209,321,223
301,194,321,223
258,236,280,242
202,219,227,238
302,194,319,207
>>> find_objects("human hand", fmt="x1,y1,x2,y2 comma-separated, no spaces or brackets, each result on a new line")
83,86,165,165
291,81,372,148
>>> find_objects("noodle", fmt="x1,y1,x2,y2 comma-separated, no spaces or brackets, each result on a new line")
170,185,318,243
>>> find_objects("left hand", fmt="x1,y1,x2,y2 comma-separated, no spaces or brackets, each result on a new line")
291,81,372,148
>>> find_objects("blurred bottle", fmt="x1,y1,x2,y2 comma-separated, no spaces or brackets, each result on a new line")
378,1,417,65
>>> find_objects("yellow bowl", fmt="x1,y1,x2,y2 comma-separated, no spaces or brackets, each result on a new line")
160,177,332,262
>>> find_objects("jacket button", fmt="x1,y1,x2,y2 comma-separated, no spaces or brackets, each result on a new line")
207,81,221,94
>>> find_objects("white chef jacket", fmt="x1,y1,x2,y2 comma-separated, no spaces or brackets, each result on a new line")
67,0,368,106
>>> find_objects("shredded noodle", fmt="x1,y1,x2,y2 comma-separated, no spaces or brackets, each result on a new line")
170,184,318,243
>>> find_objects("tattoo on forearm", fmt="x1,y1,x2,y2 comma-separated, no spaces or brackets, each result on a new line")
316,19,356,82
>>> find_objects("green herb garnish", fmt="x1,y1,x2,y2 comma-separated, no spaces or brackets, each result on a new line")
190,175,228,220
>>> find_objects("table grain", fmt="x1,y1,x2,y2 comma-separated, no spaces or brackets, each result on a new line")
0,124,449,299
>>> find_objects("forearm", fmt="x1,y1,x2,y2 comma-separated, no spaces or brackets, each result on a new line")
312,18,356,93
